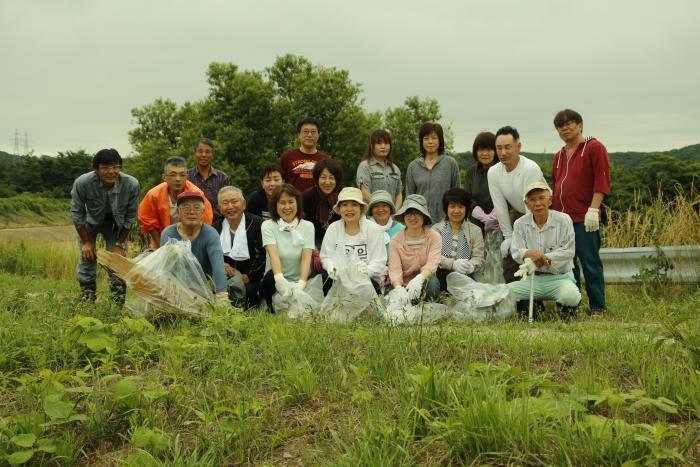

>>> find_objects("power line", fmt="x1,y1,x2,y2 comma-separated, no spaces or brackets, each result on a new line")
13,129,20,156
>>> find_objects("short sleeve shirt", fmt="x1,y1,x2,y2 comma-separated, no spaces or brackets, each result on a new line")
356,158,403,200
261,219,315,281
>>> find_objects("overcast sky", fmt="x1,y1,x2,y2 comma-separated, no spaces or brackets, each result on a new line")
1,0,699,157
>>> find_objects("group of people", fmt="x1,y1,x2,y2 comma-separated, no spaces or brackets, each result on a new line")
71,109,610,318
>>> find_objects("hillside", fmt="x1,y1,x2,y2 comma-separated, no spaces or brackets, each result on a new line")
456,143,700,169
0,149,20,163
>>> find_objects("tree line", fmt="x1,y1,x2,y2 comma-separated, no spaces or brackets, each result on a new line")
0,55,698,211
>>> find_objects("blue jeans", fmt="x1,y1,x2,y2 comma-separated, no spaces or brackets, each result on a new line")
75,221,125,290
572,222,606,310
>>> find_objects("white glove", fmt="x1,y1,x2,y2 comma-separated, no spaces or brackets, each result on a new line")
472,206,487,222
294,279,307,293
500,238,511,259
514,258,536,278
406,274,426,300
584,207,600,232
453,259,475,275
483,210,500,231
357,261,369,277
274,273,292,297
439,256,454,270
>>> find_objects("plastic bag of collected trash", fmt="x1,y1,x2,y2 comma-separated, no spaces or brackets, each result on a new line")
97,239,214,319
474,230,505,284
320,254,380,323
381,286,449,325
272,275,324,319
446,272,513,322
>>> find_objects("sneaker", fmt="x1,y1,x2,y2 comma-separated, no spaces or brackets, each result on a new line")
590,308,605,318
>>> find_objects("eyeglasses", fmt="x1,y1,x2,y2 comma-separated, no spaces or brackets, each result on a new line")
99,165,121,171
301,130,318,135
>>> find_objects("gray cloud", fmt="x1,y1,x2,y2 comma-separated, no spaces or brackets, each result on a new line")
1,0,698,156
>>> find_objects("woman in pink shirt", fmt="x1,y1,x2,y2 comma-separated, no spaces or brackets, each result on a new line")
388,194,441,301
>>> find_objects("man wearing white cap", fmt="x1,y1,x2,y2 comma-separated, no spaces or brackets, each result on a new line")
507,181,581,319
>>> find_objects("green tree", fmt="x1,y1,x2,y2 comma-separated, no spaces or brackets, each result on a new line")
383,96,453,174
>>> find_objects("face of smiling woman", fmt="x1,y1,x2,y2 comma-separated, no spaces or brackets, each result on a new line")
277,192,298,223
339,200,362,226
317,168,337,195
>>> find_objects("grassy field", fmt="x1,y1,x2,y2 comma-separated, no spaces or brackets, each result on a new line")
0,195,71,229
0,194,698,465
0,268,698,464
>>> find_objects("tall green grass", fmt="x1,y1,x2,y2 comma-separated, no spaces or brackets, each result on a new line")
0,273,698,465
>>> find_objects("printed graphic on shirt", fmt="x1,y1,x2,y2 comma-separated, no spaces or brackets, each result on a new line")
344,243,368,261
291,160,318,179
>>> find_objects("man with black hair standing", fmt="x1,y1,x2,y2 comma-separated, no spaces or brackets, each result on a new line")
552,109,610,317
187,138,231,224
488,126,546,283
278,117,329,193
70,148,140,305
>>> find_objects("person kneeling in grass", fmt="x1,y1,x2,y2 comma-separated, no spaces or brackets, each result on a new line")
388,194,441,301
433,188,485,291
507,181,581,320
260,184,315,312
160,191,229,304
321,187,387,293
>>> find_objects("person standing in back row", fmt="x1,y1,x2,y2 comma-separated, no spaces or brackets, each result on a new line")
278,117,329,193
551,109,610,318
187,138,231,225
488,126,546,283
405,122,461,224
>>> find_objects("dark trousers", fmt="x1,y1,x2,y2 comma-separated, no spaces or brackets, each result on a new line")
502,208,524,284
572,222,606,310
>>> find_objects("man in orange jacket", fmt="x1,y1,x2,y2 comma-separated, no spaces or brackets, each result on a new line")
138,156,213,248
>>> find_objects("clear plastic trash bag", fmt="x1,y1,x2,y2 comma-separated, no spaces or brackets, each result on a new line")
272,275,324,319
320,254,381,323
474,229,504,284
125,239,214,319
381,286,449,326
446,272,514,322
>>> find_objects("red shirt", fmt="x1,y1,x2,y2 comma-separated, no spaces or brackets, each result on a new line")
278,148,328,193
551,137,611,223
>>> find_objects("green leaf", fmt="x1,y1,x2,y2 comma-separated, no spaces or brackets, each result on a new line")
109,377,142,409
10,433,36,448
6,450,35,465
43,394,74,419
132,427,170,453
78,331,118,354
36,438,57,453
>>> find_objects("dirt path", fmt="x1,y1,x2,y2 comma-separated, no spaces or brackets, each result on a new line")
0,225,75,243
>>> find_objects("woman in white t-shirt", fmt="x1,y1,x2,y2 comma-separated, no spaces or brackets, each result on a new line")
320,187,387,292
260,183,315,311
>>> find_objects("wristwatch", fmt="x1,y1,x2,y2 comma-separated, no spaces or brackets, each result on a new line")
114,241,128,249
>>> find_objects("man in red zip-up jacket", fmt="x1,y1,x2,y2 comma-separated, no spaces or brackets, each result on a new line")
551,109,610,317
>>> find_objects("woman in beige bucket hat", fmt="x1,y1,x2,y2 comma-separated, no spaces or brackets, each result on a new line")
320,187,387,292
